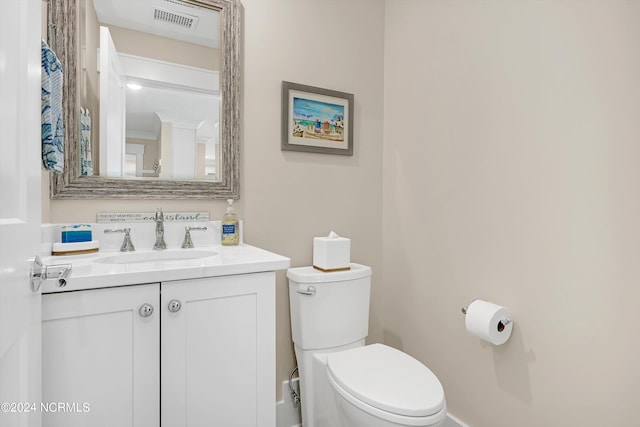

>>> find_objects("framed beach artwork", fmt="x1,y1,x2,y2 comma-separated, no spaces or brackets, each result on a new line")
281,81,354,155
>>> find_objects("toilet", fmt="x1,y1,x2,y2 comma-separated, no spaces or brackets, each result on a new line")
288,263,447,427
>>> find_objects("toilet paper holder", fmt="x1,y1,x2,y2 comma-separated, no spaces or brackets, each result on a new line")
461,303,512,332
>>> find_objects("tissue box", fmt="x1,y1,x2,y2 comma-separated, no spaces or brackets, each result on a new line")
313,235,350,271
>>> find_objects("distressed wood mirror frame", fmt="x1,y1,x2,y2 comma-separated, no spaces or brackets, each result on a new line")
48,0,240,199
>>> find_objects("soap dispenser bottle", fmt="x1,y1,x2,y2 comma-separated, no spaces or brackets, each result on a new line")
221,199,240,246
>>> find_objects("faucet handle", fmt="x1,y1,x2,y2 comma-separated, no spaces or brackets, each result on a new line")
104,228,135,252
182,226,208,249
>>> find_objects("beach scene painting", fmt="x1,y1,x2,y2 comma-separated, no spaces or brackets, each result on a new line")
291,97,345,142
282,81,354,155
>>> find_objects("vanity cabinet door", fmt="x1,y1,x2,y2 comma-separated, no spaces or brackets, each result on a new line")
42,284,160,427
161,272,276,427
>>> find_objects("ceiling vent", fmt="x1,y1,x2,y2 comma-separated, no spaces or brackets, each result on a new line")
153,7,199,29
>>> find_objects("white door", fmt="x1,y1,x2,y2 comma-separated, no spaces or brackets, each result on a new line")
99,26,126,177
161,273,276,427
0,0,43,426
42,285,160,427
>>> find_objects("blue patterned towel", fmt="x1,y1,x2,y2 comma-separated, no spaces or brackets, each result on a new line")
80,107,93,175
41,40,64,173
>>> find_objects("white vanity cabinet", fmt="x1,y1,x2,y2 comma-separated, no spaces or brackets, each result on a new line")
42,271,276,427
160,272,276,426
42,284,160,427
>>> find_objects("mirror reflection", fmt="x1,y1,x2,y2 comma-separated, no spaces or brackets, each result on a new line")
80,0,221,180
49,0,239,199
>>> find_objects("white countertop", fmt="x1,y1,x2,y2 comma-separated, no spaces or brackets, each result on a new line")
40,244,291,293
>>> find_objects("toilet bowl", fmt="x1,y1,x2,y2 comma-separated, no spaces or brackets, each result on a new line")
288,264,447,427
328,343,447,427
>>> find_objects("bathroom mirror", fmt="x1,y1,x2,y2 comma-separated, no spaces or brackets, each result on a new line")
48,0,239,199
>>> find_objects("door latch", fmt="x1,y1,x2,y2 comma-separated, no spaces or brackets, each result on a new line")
30,255,72,292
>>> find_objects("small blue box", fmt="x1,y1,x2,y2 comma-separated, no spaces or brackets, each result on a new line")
61,224,92,243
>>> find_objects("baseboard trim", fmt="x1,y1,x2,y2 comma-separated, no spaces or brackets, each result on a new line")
444,412,470,427
277,378,302,427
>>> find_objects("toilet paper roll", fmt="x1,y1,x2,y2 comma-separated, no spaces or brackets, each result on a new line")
464,300,513,345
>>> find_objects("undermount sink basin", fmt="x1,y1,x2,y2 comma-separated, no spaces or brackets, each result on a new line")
94,250,218,265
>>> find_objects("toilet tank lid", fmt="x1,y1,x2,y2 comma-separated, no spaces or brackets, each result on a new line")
287,263,371,283
327,343,445,417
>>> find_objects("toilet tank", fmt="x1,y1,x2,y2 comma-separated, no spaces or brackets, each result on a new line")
288,263,372,350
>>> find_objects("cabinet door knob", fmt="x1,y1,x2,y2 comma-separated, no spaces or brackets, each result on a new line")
139,303,154,318
168,299,182,313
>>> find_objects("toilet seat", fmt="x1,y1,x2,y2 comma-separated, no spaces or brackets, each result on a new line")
327,343,445,422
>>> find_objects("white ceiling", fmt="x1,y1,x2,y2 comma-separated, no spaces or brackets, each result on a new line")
92,0,220,48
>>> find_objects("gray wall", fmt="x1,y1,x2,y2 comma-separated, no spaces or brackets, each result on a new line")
382,1,640,425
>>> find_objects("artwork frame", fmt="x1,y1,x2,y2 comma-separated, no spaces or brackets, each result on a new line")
281,81,354,156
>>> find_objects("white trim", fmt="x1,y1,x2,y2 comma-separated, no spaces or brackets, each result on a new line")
96,48,219,94
277,378,301,427
119,52,219,93
125,143,145,177
445,412,470,427
276,400,301,427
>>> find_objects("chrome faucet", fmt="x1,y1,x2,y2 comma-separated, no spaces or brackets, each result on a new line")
104,228,135,252
153,208,167,250
181,226,208,248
